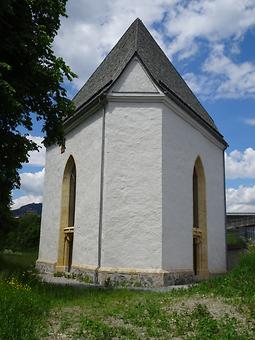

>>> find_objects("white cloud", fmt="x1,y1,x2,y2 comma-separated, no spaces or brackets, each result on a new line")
27,135,46,167
164,0,255,59
11,169,45,209
244,118,255,126
203,45,255,99
183,72,216,98
11,136,45,209
226,185,255,212
224,148,255,211
54,0,173,89
53,1,255,100
184,44,255,99
20,169,45,195
225,148,255,179
12,194,43,210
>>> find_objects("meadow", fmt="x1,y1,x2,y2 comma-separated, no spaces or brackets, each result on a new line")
1,247,255,339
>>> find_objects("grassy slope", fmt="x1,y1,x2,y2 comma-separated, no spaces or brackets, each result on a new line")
0,249,255,339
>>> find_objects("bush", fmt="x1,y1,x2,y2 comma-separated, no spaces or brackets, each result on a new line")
226,232,246,249
0,213,40,252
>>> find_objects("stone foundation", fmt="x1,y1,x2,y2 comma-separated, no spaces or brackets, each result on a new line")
36,261,195,287
98,268,194,287
163,271,195,286
70,265,97,284
36,260,56,273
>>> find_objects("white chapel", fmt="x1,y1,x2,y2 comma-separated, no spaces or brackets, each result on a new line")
37,18,228,287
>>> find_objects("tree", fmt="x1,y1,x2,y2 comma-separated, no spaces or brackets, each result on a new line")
0,0,76,229
0,213,41,251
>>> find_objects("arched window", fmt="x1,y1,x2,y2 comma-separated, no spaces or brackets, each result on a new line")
68,163,76,227
193,167,199,228
192,157,208,277
56,156,76,272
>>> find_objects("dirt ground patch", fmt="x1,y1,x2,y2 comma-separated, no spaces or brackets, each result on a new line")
165,296,247,323
43,296,251,339
44,307,83,339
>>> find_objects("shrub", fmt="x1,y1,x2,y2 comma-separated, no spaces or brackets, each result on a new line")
227,232,246,249
0,213,40,252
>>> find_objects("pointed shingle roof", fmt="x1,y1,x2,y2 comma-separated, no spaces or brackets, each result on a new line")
73,18,226,145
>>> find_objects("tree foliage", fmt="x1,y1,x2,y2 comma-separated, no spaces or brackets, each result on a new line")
0,213,41,251
0,0,76,229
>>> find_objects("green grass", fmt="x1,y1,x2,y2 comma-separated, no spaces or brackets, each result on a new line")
226,232,246,249
1,247,255,339
0,251,37,273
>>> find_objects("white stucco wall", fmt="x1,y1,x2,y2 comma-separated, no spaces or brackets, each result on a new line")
162,103,226,273
39,53,226,276
38,110,103,267
111,57,159,93
101,101,163,269
38,143,63,263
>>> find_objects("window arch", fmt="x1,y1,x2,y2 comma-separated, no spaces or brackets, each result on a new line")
192,156,208,277
193,167,199,229
68,162,76,228
56,156,76,272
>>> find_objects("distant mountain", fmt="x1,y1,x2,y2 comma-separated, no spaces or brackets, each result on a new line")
12,203,42,218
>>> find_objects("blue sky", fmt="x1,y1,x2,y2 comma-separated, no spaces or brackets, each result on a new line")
13,0,255,212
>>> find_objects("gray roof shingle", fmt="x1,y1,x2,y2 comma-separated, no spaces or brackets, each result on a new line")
73,18,226,144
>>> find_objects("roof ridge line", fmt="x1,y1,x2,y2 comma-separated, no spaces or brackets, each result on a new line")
111,50,137,83
72,18,226,145
135,18,139,50
73,19,139,103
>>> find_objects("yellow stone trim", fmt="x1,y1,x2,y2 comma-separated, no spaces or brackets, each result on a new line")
63,264,195,276
64,226,74,233
192,228,202,238
192,156,209,278
57,155,76,272
98,266,169,274
161,268,194,273
72,264,98,271
55,265,67,272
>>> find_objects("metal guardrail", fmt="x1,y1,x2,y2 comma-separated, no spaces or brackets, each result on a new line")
227,214,255,242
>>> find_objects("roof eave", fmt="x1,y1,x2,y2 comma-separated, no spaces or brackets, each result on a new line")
64,80,113,130
157,80,228,148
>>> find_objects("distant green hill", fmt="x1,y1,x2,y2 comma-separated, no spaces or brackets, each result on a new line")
12,203,42,218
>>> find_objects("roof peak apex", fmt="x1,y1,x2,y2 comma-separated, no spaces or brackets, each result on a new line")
131,17,145,29
72,17,225,143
